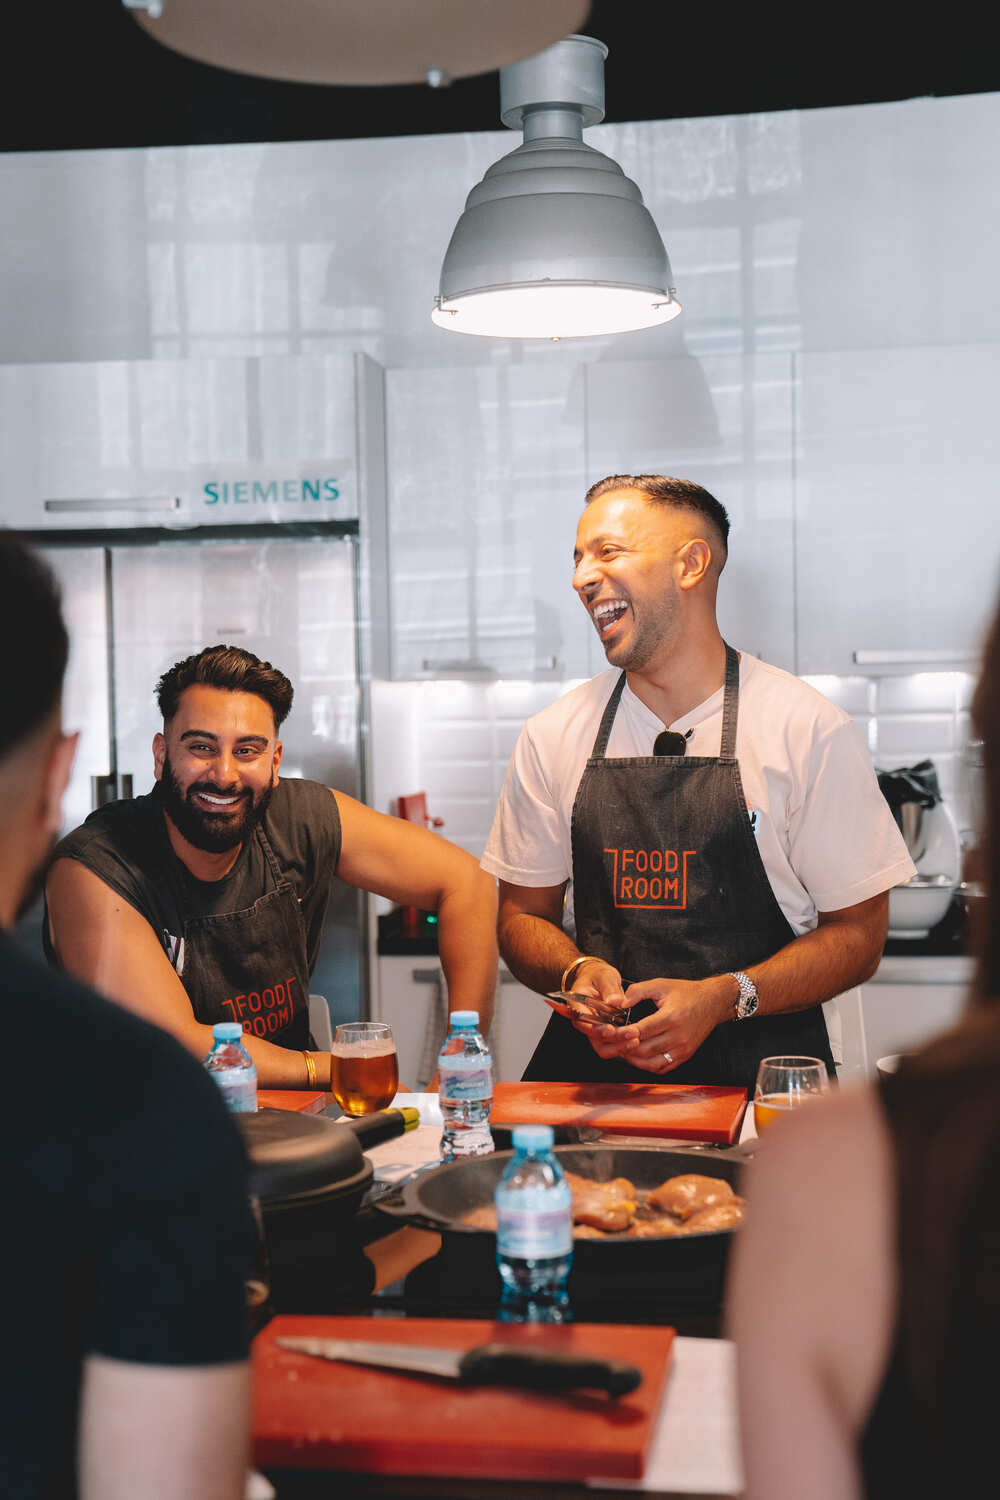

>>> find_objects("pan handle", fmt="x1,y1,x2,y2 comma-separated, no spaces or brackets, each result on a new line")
370,1181,450,1236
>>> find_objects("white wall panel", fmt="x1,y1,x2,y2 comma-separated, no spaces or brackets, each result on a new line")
795,344,1000,674
1,94,999,373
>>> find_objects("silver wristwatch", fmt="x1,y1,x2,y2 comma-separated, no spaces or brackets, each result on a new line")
729,970,759,1020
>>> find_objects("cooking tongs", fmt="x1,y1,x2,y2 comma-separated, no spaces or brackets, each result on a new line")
544,991,632,1028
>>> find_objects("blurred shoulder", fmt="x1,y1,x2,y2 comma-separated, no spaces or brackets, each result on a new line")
748,1084,892,1227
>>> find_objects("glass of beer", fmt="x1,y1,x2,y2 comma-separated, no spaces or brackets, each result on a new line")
330,1021,399,1117
753,1055,829,1135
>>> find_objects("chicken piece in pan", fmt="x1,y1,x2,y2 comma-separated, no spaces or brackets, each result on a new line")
648,1172,737,1221
562,1170,638,1232
684,1200,745,1233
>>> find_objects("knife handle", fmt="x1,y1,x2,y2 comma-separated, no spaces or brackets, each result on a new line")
458,1344,642,1398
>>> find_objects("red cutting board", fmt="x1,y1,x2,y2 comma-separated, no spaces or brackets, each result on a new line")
253,1314,674,1481
491,1080,747,1144
257,1089,328,1115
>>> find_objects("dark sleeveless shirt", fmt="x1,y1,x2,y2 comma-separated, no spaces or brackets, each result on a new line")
45,777,341,1041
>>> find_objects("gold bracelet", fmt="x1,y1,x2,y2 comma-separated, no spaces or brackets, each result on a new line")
560,954,596,992
303,1051,317,1088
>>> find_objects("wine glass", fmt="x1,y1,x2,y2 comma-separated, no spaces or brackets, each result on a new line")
330,1021,399,1117
753,1055,829,1135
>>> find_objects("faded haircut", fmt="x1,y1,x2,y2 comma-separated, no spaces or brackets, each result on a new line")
585,474,730,563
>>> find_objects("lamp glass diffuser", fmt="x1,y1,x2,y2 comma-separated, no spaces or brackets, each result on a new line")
432,284,680,339
433,35,680,340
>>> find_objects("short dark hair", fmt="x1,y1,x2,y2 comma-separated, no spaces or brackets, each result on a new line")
0,534,69,758
156,645,294,730
584,474,731,557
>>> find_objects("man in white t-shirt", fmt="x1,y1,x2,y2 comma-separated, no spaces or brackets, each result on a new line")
481,475,915,1090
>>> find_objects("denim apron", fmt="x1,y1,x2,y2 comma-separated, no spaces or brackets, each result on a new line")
178,823,312,1050
523,645,834,1092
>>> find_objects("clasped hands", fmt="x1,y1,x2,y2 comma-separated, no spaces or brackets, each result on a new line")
560,958,734,1073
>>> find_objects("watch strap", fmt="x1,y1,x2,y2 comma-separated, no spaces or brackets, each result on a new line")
729,969,759,1019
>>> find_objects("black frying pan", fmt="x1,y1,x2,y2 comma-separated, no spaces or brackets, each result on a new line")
375,1144,746,1312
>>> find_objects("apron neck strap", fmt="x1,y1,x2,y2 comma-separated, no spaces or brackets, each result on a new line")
720,643,740,759
591,673,628,759
589,644,741,761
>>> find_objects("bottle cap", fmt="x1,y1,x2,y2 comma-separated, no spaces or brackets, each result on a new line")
512,1124,555,1151
449,1010,479,1027
212,1021,244,1042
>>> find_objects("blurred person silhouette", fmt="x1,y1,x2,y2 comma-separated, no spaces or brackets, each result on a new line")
728,592,1000,1498
0,535,250,1500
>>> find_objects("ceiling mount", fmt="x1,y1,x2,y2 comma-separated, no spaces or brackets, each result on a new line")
432,33,680,341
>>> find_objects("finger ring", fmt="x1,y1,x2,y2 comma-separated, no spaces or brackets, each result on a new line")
662,1051,673,1064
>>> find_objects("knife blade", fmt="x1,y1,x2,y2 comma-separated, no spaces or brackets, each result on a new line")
544,992,632,1028
275,1336,642,1397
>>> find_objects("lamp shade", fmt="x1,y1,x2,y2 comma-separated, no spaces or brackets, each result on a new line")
126,0,590,87
432,35,680,339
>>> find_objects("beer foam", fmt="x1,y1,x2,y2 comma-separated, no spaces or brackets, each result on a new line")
330,1040,396,1058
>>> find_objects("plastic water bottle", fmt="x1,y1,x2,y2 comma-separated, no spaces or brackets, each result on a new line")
438,1010,494,1160
495,1125,573,1322
204,1021,257,1113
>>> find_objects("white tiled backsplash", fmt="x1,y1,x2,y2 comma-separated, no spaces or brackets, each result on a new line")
380,669,980,858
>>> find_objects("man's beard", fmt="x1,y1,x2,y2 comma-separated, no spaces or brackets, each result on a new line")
159,752,274,855
604,586,682,673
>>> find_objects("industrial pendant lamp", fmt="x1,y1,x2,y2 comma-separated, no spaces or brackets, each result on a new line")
432,34,681,340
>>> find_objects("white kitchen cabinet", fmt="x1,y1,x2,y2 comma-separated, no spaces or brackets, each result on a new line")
795,344,1000,674
859,957,971,1072
0,354,361,528
584,354,798,672
385,362,593,679
375,956,547,1087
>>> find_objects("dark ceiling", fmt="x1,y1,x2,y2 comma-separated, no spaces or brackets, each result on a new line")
7,2,999,154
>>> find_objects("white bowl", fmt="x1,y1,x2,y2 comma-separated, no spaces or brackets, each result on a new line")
888,875,955,938
875,1054,905,1079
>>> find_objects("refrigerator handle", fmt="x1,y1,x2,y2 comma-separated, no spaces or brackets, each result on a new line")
91,773,134,809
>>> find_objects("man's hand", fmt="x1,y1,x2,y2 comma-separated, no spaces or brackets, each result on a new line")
580,974,734,1071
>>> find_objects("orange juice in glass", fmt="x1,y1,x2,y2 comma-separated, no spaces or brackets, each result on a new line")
753,1055,828,1135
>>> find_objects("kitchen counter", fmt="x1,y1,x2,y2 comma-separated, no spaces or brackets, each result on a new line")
262,1336,742,1499
254,1101,747,1498
870,953,974,986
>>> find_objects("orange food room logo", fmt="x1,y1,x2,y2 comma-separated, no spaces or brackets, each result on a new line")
603,848,696,909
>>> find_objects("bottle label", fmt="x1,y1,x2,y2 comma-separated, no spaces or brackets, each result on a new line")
213,1070,258,1113
438,1064,493,1102
496,1205,572,1259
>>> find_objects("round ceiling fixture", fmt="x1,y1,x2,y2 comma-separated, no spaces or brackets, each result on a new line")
124,0,590,87
432,33,681,340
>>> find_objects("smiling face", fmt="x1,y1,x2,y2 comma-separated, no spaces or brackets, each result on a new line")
573,488,698,673
153,684,283,855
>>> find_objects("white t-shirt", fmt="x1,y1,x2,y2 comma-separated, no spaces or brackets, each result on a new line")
482,654,915,1058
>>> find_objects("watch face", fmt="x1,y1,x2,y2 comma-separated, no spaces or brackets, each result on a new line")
735,979,759,1019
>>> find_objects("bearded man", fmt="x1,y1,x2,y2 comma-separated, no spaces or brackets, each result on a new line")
46,644,497,1088
481,475,915,1091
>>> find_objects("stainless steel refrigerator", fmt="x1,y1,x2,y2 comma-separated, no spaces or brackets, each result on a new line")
18,525,365,1028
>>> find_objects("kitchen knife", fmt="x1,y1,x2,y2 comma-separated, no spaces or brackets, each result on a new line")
275,1336,642,1397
